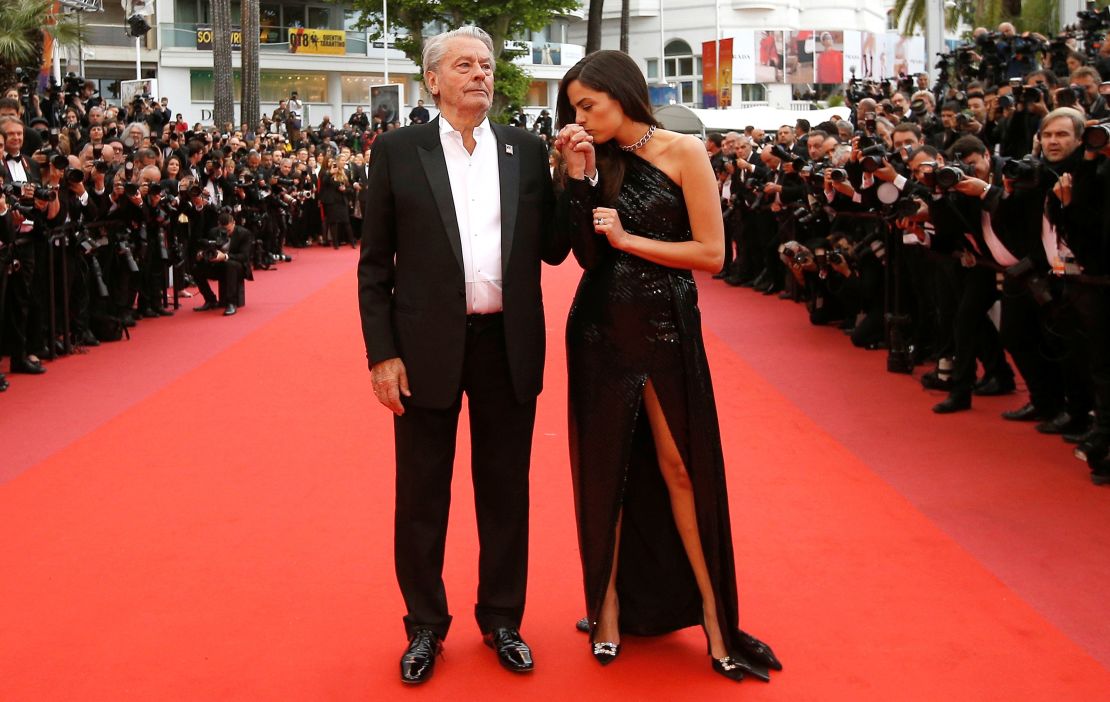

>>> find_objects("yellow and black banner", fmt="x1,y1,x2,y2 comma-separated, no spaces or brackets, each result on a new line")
288,28,346,55
195,25,243,51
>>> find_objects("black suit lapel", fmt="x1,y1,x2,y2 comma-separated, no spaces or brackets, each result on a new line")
492,124,519,276
417,118,464,273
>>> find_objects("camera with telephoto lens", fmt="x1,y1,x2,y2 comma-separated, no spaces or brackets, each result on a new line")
65,167,85,184
860,143,888,174
93,159,109,174
33,186,56,202
1083,122,1110,150
934,162,973,190
123,182,140,198
826,167,849,183
769,144,794,162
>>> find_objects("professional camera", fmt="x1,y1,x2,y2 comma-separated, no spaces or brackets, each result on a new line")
123,182,140,198
33,186,56,202
196,238,228,263
769,144,795,162
860,143,888,174
1001,154,1044,188
1083,122,1110,150
826,167,849,183
1077,3,1110,34
934,162,972,190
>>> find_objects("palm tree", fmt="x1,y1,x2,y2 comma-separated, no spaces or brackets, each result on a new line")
0,0,83,90
212,0,235,130
891,0,1061,37
241,0,260,131
620,0,629,53
586,0,603,54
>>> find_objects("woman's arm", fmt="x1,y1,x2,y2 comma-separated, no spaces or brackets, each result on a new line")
595,136,724,272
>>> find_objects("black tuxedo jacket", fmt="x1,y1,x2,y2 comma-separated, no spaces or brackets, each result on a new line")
358,117,567,409
0,154,42,185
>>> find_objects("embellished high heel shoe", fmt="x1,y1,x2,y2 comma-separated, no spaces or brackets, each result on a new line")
591,640,621,666
711,656,746,681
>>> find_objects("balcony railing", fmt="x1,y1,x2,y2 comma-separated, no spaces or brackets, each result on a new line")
159,23,368,56
85,23,151,48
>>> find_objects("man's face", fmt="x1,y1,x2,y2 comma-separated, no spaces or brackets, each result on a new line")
967,96,987,122
807,135,825,160
892,129,922,155
1074,74,1098,102
891,92,908,114
777,126,793,144
0,106,17,121
909,151,942,185
705,139,720,155
736,141,752,161
960,151,990,180
1040,116,1080,163
224,220,236,234
426,37,494,118
941,109,957,130
418,100,424,107
88,108,103,126
2,123,24,154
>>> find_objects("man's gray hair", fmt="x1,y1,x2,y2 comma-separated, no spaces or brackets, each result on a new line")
1040,107,1085,138
422,26,495,74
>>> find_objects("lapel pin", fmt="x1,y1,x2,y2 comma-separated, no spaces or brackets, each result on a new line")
505,144,514,156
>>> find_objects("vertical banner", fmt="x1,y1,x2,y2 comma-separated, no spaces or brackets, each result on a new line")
843,30,862,82
814,31,845,84
756,31,785,83
786,31,814,84
906,36,927,76
860,32,878,79
719,38,734,108
734,30,756,84
702,40,718,108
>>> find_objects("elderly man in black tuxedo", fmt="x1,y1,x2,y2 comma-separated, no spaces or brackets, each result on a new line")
357,26,567,685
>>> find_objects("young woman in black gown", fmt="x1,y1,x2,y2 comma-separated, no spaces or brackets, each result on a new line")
554,50,781,682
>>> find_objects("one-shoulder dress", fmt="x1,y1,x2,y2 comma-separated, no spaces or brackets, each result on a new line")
561,151,777,671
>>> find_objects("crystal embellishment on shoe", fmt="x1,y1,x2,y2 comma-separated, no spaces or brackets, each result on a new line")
712,656,746,681
592,641,621,665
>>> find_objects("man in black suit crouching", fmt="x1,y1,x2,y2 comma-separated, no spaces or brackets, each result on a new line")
357,25,568,685
193,212,252,316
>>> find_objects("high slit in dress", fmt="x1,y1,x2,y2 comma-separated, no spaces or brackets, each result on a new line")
561,151,778,671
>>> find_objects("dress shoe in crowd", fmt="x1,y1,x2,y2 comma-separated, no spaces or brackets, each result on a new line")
0,373,8,392
10,357,45,375
158,307,174,317
1065,426,1098,445
140,307,160,319
1036,411,1089,436
933,392,971,414
920,368,952,392
194,301,217,312
400,628,442,684
121,312,136,328
1076,432,1109,463
1001,403,1045,422
78,330,101,347
223,304,238,316
712,270,728,279
973,375,1015,396
483,627,534,673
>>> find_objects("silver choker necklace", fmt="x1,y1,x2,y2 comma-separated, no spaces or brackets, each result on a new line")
620,125,656,152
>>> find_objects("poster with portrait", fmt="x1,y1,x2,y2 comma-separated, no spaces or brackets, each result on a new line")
842,30,862,82
785,30,814,84
370,84,403,127
756,30,785,83
813,31,845,84
860,31,879,79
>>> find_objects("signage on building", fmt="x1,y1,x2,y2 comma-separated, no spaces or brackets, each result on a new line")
701,39,733,108
195,25,243,51
288,28,346,55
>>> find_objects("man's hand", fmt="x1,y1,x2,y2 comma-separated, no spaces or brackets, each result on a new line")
953,177,989,197
371,357,410,415
874,159,898,182
1053,172,1073,207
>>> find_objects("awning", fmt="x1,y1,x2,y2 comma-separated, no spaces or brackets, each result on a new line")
654,104,851,135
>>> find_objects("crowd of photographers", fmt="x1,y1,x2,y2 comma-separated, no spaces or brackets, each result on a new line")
710,10,1110,485
0,77,378,395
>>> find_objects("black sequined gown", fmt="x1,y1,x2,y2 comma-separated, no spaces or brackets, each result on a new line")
561,152,775,666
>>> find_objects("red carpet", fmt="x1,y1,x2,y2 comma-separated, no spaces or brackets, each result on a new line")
2,256,1109,700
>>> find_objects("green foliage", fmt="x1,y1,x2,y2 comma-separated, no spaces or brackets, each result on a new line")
346,0,578,119
0,0,84,87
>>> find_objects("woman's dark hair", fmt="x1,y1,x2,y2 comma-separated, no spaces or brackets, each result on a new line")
556,50,661,204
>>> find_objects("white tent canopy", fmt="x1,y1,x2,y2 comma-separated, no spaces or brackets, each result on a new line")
654,104,850,135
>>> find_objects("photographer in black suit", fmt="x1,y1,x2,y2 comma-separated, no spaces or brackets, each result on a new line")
358,26,566,684
193,212,251,316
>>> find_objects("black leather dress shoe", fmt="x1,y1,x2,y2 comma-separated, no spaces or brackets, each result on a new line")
10,357,46,375
1036,412,1089,435
223,304,238,316
920,368,952,391
0,373,8,392
933,393,971,414
1065,427,1098,445
483,627,534,673
194,301,217,312
400,629,442,684
974,376,1016,396
1001,403,1044,422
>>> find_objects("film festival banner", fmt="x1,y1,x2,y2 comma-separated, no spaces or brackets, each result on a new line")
700,39,734,108
288,28,346,55
733,30,784,84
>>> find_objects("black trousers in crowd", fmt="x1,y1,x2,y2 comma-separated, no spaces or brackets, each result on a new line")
194,260,246,306
950,265,1014,396
392,313,536,640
